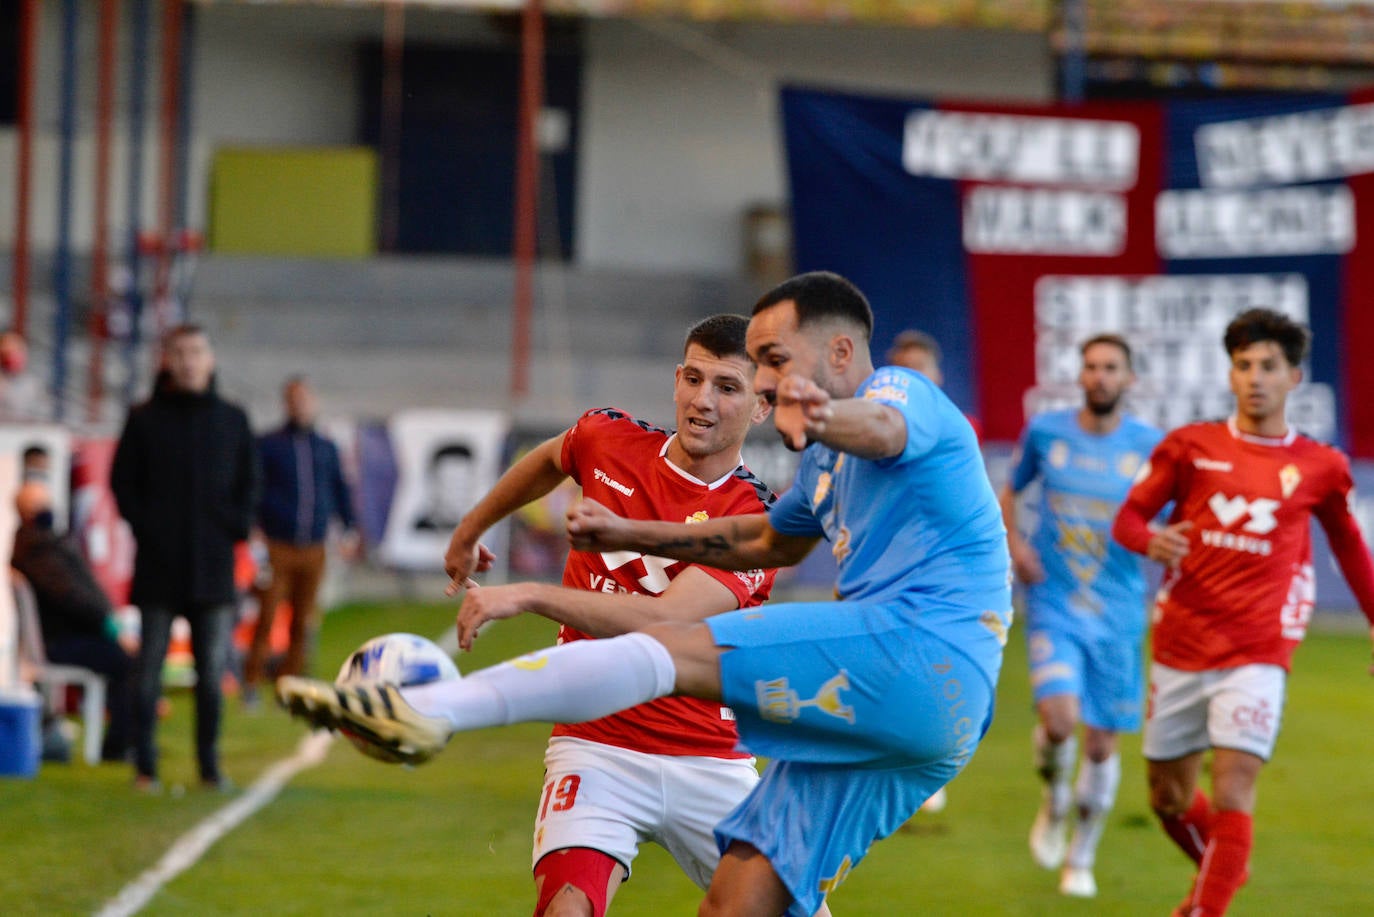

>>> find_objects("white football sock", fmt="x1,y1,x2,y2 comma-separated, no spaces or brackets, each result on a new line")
1066,752,1121,869
1033,723,1077,817
400,632,676,731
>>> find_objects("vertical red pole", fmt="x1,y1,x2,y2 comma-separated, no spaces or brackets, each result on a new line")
89,0,119,421
379,0,404,254
154,0,184,335
12,0,39,336
510,0,544,400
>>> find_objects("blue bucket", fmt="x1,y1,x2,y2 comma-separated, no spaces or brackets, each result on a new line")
0,689,42,778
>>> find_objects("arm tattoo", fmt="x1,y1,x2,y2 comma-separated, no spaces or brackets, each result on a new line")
650,533,733,557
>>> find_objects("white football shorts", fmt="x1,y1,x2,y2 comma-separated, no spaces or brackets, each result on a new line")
531,736,759,889
1142,662,1287,762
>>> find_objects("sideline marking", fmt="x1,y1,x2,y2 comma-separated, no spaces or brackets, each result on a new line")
95,730,333,917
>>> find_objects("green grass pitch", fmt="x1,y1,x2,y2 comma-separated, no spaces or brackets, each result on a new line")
3,600,1371,915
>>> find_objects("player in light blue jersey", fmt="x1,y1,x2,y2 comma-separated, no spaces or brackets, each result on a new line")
278,272,1012,917
1000,333,1162,899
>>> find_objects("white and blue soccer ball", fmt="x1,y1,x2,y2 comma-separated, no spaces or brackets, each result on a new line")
334,632,459,763
336,632,459,688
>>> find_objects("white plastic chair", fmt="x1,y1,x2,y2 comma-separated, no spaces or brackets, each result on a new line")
12,572,106,765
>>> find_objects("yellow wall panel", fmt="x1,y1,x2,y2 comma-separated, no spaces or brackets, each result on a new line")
210,147,378,257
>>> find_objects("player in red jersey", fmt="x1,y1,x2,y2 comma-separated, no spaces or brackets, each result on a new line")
1112,308,1374,917
437,314,803,917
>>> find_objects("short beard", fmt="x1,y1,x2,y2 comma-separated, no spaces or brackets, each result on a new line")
1085,394,1120,417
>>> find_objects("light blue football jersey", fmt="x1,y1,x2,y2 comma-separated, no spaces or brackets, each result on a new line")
768,366,1012,671
1009,408,1162,636
711,366,1011,915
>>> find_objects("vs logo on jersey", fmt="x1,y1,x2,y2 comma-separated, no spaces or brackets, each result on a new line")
1207,492,1279,534
597,551,676,594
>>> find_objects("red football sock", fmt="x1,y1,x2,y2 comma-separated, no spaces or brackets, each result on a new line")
1160,789,1213,864
1192,809,1253,916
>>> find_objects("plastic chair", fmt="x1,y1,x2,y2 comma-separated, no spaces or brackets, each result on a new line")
11,572,106,766
33,666,106,765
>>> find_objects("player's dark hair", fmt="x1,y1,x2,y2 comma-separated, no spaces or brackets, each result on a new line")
753,271,873,342
1224,309,1310,367
888,329,942,367
21,443,48,464
684,314,750,361
1080,333,1133,370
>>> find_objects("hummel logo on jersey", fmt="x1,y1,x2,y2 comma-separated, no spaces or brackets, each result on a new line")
1193,457,1234,472
1207,492,1279,534
593,468,635,497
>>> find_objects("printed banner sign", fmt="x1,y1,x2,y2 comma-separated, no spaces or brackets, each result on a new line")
376,409,510,571
781,86,1374,456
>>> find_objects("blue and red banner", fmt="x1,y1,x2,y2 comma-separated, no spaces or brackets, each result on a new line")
782,85,1374,456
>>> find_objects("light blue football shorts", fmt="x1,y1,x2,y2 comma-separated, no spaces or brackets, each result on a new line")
706,598,999,916
1024,618,1143,733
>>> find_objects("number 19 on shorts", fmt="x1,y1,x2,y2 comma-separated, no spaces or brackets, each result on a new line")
539,774,582,821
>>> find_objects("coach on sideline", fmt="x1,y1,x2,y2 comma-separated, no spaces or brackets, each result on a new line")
112,324,259,793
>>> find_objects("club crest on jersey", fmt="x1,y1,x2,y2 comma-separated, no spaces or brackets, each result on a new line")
1280,464,1302,499
1048,440,1069,469
1117,452,1142,479
755,671,855,725
685,510,710,524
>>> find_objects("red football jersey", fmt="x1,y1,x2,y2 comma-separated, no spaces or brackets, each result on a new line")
1117,418,1374,671
551,408,776,757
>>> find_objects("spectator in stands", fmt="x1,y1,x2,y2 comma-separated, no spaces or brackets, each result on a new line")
11,480,135,762
0,329,48,421
111,325,259,792
242,376,359,710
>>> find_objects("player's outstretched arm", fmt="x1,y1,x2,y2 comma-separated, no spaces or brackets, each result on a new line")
566,498,817,572
455,567,742,651
774,374,905,460
443,432,569,591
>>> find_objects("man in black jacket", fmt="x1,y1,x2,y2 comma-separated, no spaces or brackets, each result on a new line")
12,480,134,762
112,324,259,791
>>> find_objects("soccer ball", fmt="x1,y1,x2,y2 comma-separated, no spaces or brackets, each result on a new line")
334,632,459,764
